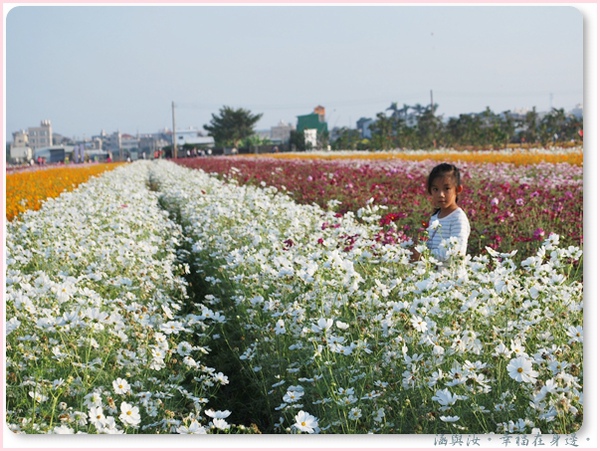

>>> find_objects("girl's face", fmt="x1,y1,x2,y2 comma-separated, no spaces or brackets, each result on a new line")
429,174,463,214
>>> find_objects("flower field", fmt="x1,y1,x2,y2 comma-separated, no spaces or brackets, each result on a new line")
5,162,251,434
5,163,124,222
5,156,584,435
175,148,583,262
255,147,584,166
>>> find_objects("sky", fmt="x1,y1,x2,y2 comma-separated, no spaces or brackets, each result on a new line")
4,4,585,141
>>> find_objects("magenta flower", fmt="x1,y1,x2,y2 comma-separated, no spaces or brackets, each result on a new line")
533,228,545,241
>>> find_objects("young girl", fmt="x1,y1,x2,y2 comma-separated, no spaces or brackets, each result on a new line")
421,163,471,262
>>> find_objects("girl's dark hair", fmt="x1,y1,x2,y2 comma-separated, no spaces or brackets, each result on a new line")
427,163,462,215
427,163,461,194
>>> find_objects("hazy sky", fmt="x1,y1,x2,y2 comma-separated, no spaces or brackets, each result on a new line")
5,4,585,140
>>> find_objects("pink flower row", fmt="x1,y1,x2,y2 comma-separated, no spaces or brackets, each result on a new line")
175,157,583,258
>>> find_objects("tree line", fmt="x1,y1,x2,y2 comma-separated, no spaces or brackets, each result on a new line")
332,103,583,150
200,104,583,153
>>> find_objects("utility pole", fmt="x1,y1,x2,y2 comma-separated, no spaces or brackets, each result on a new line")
171,101,177,159
430,89,434,110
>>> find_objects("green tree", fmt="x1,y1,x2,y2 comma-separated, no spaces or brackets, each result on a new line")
241,134,271,153
289,130,306,151
499,110,516,147
521,107,539,144
369,112,396,150
444,113,482,146
415,104,442,148
332,127,361,150
204,106,263,148
539,108,568,146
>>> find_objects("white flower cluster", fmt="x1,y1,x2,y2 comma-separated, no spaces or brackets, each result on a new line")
150,160,582,434
6,160,583,435
5,162,237,434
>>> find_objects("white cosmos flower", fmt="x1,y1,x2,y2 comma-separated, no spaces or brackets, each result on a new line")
177,420,207,434
348,407,362,420
112,378,130,395
432,388,464,410
294,410,319,433
154,332,169,350
160,320,187,334
274,319,286,335
83,392,103,409
373,408,385,423
183,355,198,368
5,317,21,335
52,425,74,434
212,418,230,430
213,372,229,385
493,342,511,358
150,346,166,361
311,317,334,333
510,338,527,357
507,356,539,384
336,320,350,330
28,390,48,403
440,415,460,423
410,315,428,333
204,409,231,419
99,416,123,434
566,325,583,344
119,402,141,427
89,406,106,429
176,341,194,356
429,219,441,231
283,390,304,403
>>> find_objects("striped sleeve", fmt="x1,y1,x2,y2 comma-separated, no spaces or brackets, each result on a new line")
427,208,471,261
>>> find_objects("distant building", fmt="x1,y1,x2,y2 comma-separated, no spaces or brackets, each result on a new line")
303,129,318,149
139,134,169,155
9,144,32,164
27,120,53,150
34,145,74,164
270,120,295,144
356,117,374,139
9,121,53,160
297,106,328,149
120,133,139,151
297,106,328,135
102,131,123,155
12,130,29,148
175,128,215,148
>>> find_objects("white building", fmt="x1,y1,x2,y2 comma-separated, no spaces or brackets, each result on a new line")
27,120,53,150
120,133,139,151
175,128,214,147
304,129,318,149
270,120,295,144
9,146,32,164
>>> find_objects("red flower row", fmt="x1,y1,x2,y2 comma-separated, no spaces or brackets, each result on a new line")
175,157,582,259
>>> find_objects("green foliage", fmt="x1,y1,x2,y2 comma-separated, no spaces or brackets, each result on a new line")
332,128,361,150
289,130,306,151
204,106,263,148
361,103,583,150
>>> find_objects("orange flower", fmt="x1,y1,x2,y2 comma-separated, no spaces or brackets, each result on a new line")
240,148,583,166
6,163,123,221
